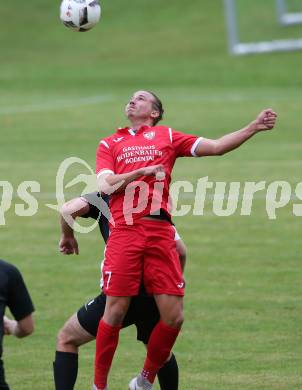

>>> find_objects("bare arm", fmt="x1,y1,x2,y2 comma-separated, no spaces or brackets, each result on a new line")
195,109,277,157
59,197,90,255
97,164,165,195
4,314,34,338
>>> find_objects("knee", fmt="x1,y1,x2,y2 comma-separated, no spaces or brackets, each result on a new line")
171,313,184,329
103,299,130,326
56,326,71,350
164,311,184,329
104,306,127,325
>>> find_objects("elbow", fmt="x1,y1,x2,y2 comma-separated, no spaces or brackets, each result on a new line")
27,321,35,335
97,174,110,195
60,198,88,218
98,175,121,195
17,322,34,338
60,201,74,217
99,183,114,195
18,328,34,338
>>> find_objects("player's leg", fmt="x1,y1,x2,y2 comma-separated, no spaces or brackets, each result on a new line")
56,313,94,353
155,229,185,389
131,293,179,390
157,353,179,390
54,314,93,390
130,220,184,389
54,294,106,390
156,231,185,390
94,296,131,389
94,224,144,390
139,295,183,386
129,296,183,390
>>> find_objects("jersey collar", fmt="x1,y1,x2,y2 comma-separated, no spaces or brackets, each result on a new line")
116,125,152,135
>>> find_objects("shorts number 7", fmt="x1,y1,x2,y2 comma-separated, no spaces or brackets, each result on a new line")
105,271,112,289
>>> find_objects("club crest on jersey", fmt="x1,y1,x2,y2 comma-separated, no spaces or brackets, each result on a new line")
143,131,155,140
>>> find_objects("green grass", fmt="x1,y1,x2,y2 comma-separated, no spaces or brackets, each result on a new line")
1,1,302,389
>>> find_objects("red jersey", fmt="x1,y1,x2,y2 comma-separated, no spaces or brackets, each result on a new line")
96,125,202,226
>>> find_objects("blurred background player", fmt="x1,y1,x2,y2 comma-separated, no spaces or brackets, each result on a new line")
53,192,186,390
94,90,277,390
0,259,35,389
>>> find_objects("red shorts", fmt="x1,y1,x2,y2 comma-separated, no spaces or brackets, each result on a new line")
102,219,185,297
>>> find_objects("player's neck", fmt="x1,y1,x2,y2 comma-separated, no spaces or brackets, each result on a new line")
130,119,154,131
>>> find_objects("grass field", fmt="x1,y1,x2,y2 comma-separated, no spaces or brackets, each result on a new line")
1,1,302,389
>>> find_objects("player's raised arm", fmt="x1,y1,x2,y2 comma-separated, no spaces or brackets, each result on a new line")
194,109,277,157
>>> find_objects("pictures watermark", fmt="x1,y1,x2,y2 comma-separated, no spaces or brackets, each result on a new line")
169,178,302,219
0,157,301,230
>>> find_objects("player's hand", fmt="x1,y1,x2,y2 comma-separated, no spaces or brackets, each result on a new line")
59,235,79,255
139,164,165,178
252,109,277,131
3,316,17,336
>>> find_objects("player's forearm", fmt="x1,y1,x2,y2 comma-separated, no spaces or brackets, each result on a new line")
4,316,34,338
14,324,30,338
59,198,89,235
15,317,34,338
60,215,75,236
98,168,143,194
196,109,277,157
215,121,258,155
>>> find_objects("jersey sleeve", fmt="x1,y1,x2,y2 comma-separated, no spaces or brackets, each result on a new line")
171,129,203,157
7,266,34,321
96,139,115,176
81,192,109,220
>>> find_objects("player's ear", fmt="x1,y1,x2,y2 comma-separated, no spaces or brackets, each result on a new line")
151,110,159,120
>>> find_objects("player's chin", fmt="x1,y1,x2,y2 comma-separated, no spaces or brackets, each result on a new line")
127,110,136,117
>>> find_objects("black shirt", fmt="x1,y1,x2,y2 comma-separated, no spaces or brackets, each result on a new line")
0,259,34,387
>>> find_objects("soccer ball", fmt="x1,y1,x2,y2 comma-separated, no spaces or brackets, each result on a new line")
60,0,101,32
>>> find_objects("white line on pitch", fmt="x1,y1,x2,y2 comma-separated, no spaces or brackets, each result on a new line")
2,89,302,116
0,95,113,116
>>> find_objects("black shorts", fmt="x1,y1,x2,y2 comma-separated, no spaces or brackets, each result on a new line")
77,292,160,344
